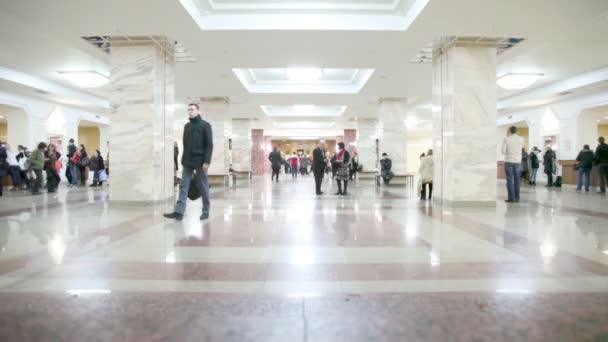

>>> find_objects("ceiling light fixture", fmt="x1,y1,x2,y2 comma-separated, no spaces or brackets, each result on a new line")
404,117,418,128
496,73,543,90
286,68,323,82
58,71,110,88
293,105,314,112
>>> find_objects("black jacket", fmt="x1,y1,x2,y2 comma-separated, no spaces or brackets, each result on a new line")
268,150,282,168
530,152,540,169
312,147,325,173
181,115,213,168
543,150,556,173
380,158,392,172
67,144,77,158
596,143,608,164
576,150,594,169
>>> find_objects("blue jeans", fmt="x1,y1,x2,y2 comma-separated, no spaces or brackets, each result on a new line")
175,166,210,215
577,167,591,191
69,163,78,185
530,168,538,183
9,165,21,187
504,162,521,201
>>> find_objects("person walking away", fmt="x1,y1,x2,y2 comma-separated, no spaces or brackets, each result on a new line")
290,152,299,179
419,149,434,200
312,141,327,195
501,126,524,203
5,144,21,191
521,147,529,181
595,136,608,194
268,146,282,182
284,155,290,175
45,143,61,193
334,142,351,195
380,153,394,185
89,152,100,186
66,139,78,187
95,150,106,187
529,146,540,186
77,144,89,186
349,152,359,181
28,142,46,195
575,144,594,192
164,103,213,221
543,146,557,187
0,142,7,197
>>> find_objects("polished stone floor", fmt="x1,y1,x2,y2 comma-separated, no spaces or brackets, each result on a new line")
0,174,607,341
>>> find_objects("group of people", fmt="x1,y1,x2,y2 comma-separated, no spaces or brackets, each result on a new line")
269,147,362,183
0,139,107,197
502,125,608,203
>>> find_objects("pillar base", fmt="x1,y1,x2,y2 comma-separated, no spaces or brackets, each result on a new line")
433,198,497,207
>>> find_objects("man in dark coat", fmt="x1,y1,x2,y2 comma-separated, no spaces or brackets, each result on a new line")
268,147,282,182
164,103,213,221
596,136,608,193
380,153,394,185
312,140,327,195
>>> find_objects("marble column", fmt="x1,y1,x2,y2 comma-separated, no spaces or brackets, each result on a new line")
343,129,357,155
200,99,230,176
356,118,378,176
251,129,265,175
264,136,272,174
109,41,174,203
231,119,252,173
432,43,497,205
379,99,408,176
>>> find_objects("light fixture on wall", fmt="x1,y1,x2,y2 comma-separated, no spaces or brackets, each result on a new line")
496,73,543,90
286,68,323,82
58,71,110,88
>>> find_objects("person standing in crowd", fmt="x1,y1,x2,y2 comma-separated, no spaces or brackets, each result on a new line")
28,142,46,195
501,126,524,203
66,139,78,187
89,150,105,187
595,136,608,194
521,147,529,181
330,152,338,180
312,140,327,195
165,103,213,221
17,146,29,190
78,144,89,186
0,142,7,197
419,149,434,200
45,143,61,193
5,144,21,191
349,151,359,181
333,142,351,196
290,152,299,179
268,146,282,183
543,146,557,187
529,146,540,186
284,154,290,175
575,144,594,192
380,153,393,185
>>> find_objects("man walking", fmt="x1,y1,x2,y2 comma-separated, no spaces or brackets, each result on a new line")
312,140,326,195
268,146,282,182
502,126,524,202
596,136,608,194
67,139,78,187
164,103,213,221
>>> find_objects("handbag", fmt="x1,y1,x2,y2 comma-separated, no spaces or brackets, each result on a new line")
98,169,108,182
54,160,62,174
79,156,90,167
188,172,203,200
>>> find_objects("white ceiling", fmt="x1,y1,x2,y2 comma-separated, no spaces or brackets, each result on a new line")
0,0,607,137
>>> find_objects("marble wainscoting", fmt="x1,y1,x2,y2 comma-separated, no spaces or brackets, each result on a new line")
432,44,497,205
379,100,408,176
109,43,175,204
251,129,266,176
356,118,378,176
231,119,252,174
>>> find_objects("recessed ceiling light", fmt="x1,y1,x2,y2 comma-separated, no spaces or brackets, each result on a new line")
58,71,110,88
496,73,543,90
293,105,314,112
404,117,418,128
286,68,322,82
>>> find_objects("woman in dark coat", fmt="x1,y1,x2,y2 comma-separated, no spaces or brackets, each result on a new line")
334,142,351,196
45,143,61,193
90,149,105,187
543,146,557,187
78,144,89,186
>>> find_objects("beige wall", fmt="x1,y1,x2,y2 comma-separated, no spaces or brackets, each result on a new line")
0,123,6,143
599,124,608,138
518,127,530,150
78,126,100,152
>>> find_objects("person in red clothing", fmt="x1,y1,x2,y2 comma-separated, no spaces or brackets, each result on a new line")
289,152,299,179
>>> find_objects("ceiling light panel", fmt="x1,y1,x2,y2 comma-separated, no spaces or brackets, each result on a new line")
261,105,347,117
58,71,109,88
234,68,374,94
180,0,430,30
497,73,543,90
273,121,336,129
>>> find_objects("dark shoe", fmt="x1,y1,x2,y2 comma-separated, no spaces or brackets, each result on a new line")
335,192,343,195
505,200,514,203
200,212,209,220
163,212,183,221
316,192,324,195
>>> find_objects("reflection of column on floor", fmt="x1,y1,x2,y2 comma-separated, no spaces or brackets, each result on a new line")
201,99,229,176
379,99,407,176
109,39,175,203
231,119,252,173
251,129,265,176
356,118,378,176
432,43,497,205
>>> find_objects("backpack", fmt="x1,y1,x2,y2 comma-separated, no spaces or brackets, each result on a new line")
554,176,562,188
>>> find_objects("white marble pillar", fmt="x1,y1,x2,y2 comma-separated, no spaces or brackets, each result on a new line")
378,99,408,176
432,44,497,205
200,99,230,176
231,119,252,173
109,41,175,203
356,118,378,176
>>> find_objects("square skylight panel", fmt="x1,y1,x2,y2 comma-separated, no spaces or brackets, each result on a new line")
261,105,347,117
